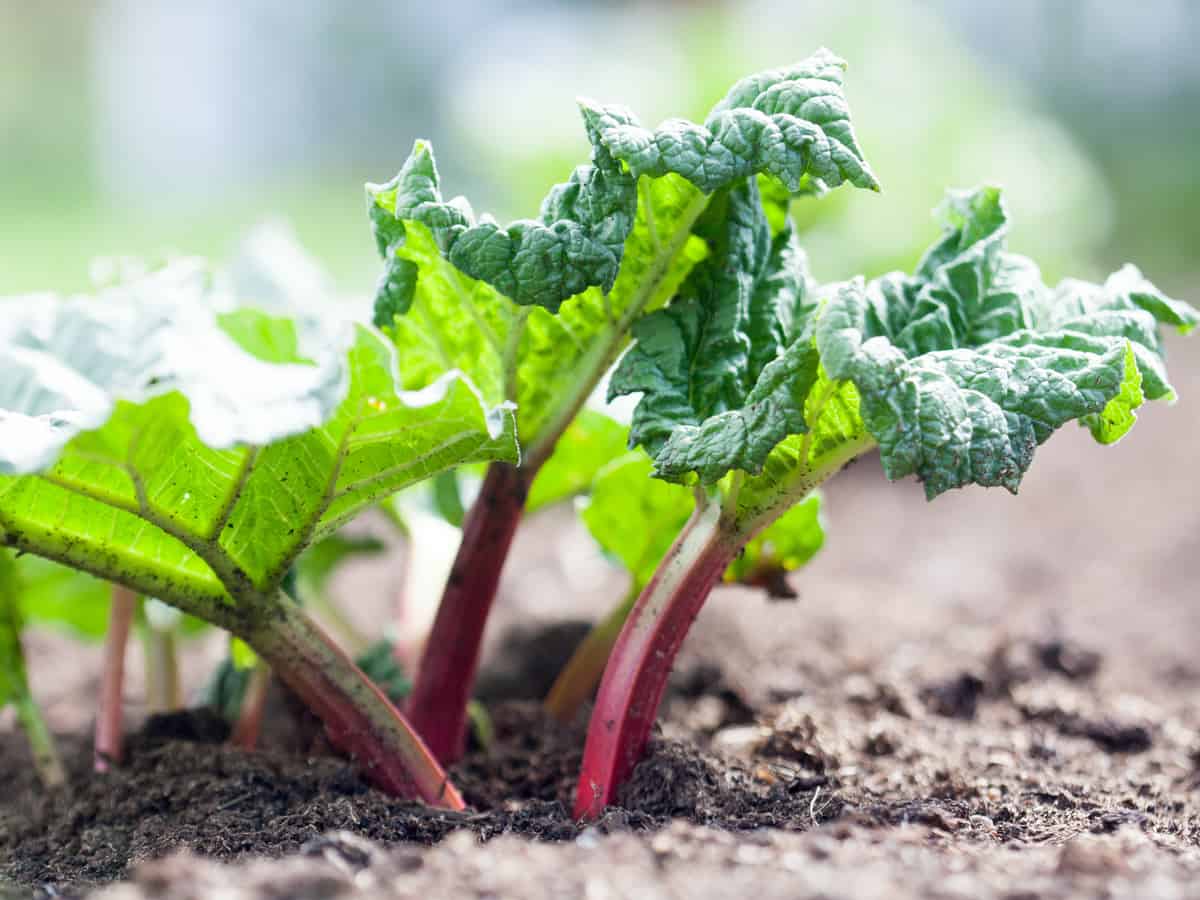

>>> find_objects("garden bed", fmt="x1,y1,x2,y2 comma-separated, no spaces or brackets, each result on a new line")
3,379,1200,899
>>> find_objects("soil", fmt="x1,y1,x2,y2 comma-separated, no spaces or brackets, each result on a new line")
1,336,1198,898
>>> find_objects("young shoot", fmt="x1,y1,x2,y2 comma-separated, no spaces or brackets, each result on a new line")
574,183,1198,818
368,48,878,762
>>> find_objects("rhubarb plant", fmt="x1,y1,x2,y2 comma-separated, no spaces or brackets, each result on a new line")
369,48,879,762
575,184,1197,818
0,263,517,806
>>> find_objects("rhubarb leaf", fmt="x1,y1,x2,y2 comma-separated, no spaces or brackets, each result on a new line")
15,557,112,639
373,151,709,461
369,134,636,315
369,49,875,319
527,410,630,513
581,453,695,590
816,186,1197,499
610,178,821,484
582,47,878,197
0,270,517,620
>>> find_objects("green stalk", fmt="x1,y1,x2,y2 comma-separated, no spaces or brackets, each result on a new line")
544,585,638,723
0,549,65,787
0,521,461,805
15,692,65,788
140,623,181,715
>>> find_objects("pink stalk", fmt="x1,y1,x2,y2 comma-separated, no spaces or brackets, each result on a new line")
574,501,741,819
94,584,137,772
248,595,463,808
229,665,271,750
405,462,529,763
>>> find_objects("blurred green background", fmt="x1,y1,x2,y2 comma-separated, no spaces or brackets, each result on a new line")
2,0,1197,299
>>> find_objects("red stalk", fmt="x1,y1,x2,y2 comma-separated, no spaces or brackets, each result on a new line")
249,595,463,809
574,501,741,819
95,584,137,772
405,461,529,763
229,665,271,750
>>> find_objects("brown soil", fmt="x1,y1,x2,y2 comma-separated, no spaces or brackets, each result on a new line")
1,336,1197,899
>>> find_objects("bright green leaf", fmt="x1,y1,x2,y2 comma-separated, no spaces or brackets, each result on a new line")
726,494,824,591
0,267,518,625
581,453,695,590
527,410,630,513
816,186,1197,499
610,178,821,484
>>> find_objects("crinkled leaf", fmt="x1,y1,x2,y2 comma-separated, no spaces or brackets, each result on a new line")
514,175,710,455
0,270,517,619
375,171,708,460
611,178,821,483
527,410,630,513
368,52,875,475
1085,344,1143,445
582,48,878,196
816,186,1197,499
368,136,634,316
370,49,875,319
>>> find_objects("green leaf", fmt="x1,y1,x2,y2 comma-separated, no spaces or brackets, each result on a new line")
0,269,517,623
356,639,412,705
369,136,635,315
430,470,467,527
14,556,112,639
294,532,388,598
369,49,875,320
230,636,259,671
582,453,826,593
610,179,821,484
369,52,877,470
216,310,315,365
581,48,878,197
526,410,630,513
726,493,825,591
816,186,1197,499
375,173,709,463
581,453,695,590
1086,344,1143,445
